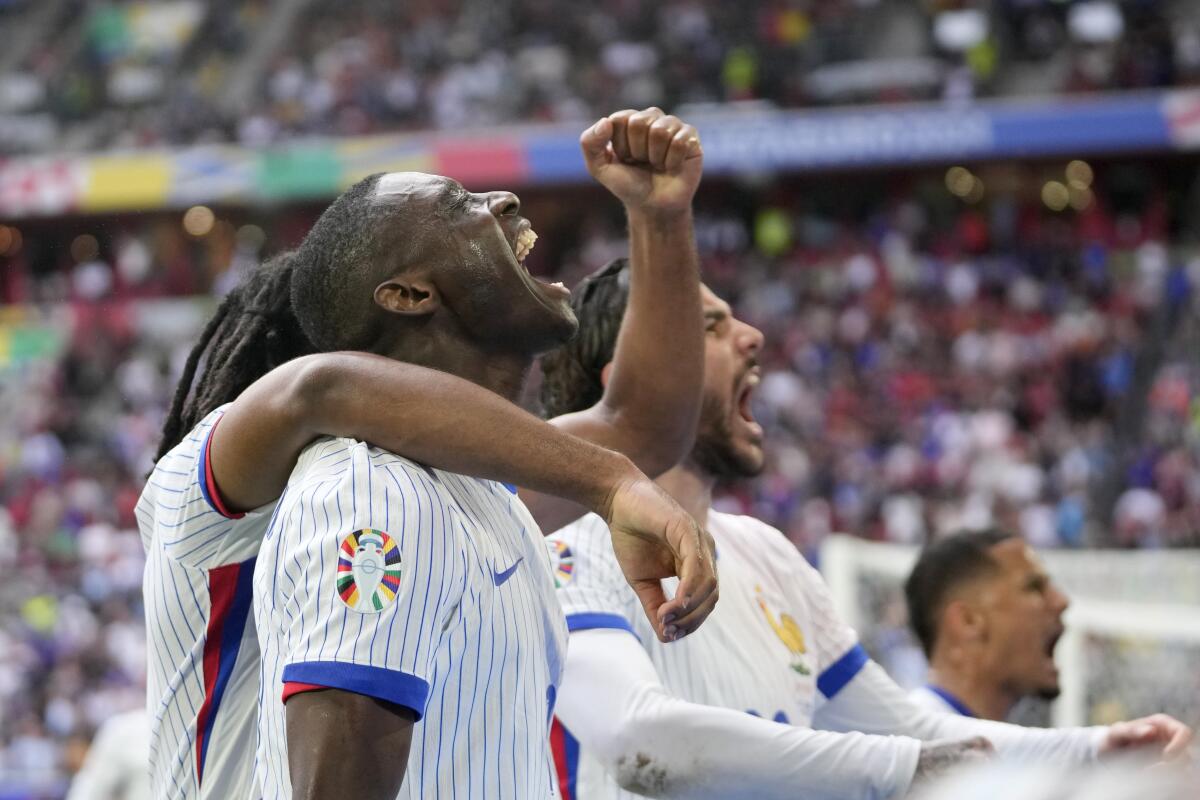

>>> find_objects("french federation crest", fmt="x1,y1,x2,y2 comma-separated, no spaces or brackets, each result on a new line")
547,540,574,587
755,585,810,675
337,529,402,613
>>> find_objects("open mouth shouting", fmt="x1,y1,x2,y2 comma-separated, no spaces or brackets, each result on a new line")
1043,627,1063,674
734,365,764,440
507,219,569,300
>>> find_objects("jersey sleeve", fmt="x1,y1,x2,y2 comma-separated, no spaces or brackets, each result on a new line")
139,407,272,569
270,447,467,720
756,520,868,701
547,514,638,637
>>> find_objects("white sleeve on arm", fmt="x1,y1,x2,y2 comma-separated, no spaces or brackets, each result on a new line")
556,629,921,800
815,661,1108,763
145,407,272,569
275,456,467,718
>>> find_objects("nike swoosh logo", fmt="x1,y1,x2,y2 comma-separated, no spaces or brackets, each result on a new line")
493,557,524,586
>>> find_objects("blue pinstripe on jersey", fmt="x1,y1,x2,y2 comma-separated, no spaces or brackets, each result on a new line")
138,405,276,800
253,437,566,799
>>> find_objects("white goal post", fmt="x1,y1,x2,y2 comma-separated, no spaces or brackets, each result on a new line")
819,535,1200,728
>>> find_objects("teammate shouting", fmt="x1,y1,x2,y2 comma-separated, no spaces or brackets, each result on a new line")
541,265,1192,799
138,107,717,799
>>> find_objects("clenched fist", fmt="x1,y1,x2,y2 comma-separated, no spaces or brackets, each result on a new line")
580,107,703,215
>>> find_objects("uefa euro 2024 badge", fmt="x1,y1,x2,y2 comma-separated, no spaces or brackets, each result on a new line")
546,540,574,587
337,529,402,613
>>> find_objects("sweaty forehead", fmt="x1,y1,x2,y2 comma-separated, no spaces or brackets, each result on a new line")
374,172,462,205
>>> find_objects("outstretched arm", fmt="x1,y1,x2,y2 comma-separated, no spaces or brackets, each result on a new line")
816,661,1106,762
555,629,923,799
818,662,1192,764
531,108,705,534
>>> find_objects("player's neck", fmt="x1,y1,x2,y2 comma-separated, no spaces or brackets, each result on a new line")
380,336,531,403
655,460,714,530
925,662,1015,722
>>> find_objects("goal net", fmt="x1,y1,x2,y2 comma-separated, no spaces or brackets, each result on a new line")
818,535,1200,729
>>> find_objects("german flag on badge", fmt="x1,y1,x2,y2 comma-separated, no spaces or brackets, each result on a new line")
336,529,403,613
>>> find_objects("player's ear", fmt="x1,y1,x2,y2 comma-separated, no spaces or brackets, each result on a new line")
600,362,615,389
943,599,982,644
374,275,441,318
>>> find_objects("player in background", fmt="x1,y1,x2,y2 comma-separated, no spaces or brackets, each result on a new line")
539,263,1193,800
905,528,1192,755
904,529,1067,720
64,710,150,800
139,107,717,800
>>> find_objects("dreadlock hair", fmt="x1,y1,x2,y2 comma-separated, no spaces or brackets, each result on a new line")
290,172,406,353
538,258,631,418
904,528,1017,658
155,251,317,461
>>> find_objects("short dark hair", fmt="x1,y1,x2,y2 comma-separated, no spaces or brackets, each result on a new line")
904,529,1017,658
539,258,631,418
291,172,397,352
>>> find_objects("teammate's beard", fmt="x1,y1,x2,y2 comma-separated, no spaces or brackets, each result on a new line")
690,378,763,481
1036,686,1061,702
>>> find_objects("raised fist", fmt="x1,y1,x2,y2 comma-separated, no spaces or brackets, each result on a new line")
580,107,703,215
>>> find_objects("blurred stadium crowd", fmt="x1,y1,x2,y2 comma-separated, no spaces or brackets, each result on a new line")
2,0,1200,153
3,157,1200,793
3,0,1200,797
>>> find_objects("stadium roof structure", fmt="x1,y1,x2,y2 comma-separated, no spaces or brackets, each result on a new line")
1,89,1198,219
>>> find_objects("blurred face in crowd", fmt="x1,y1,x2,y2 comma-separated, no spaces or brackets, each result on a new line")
967,539,1071,700
690,285,766,480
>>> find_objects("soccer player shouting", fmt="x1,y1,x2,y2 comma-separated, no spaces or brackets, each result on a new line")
541,266,1192,799
138,108,718,799
905,529,1193,764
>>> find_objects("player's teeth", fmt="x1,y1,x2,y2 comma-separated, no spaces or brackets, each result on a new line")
551,281,565,289
512,228,538,263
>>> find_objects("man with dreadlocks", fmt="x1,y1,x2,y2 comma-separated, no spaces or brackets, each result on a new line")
138,107,718,800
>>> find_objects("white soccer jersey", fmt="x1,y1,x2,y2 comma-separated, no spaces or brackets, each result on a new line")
547,511,869,800
136,405,275,800
254,436,567,799
907,685,973,717
65,710,151,800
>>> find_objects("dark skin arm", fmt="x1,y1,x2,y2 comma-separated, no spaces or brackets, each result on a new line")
213,350,620,516
217,353,716,798
286,691,416,800
525,107,705,534
211,350,716,641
